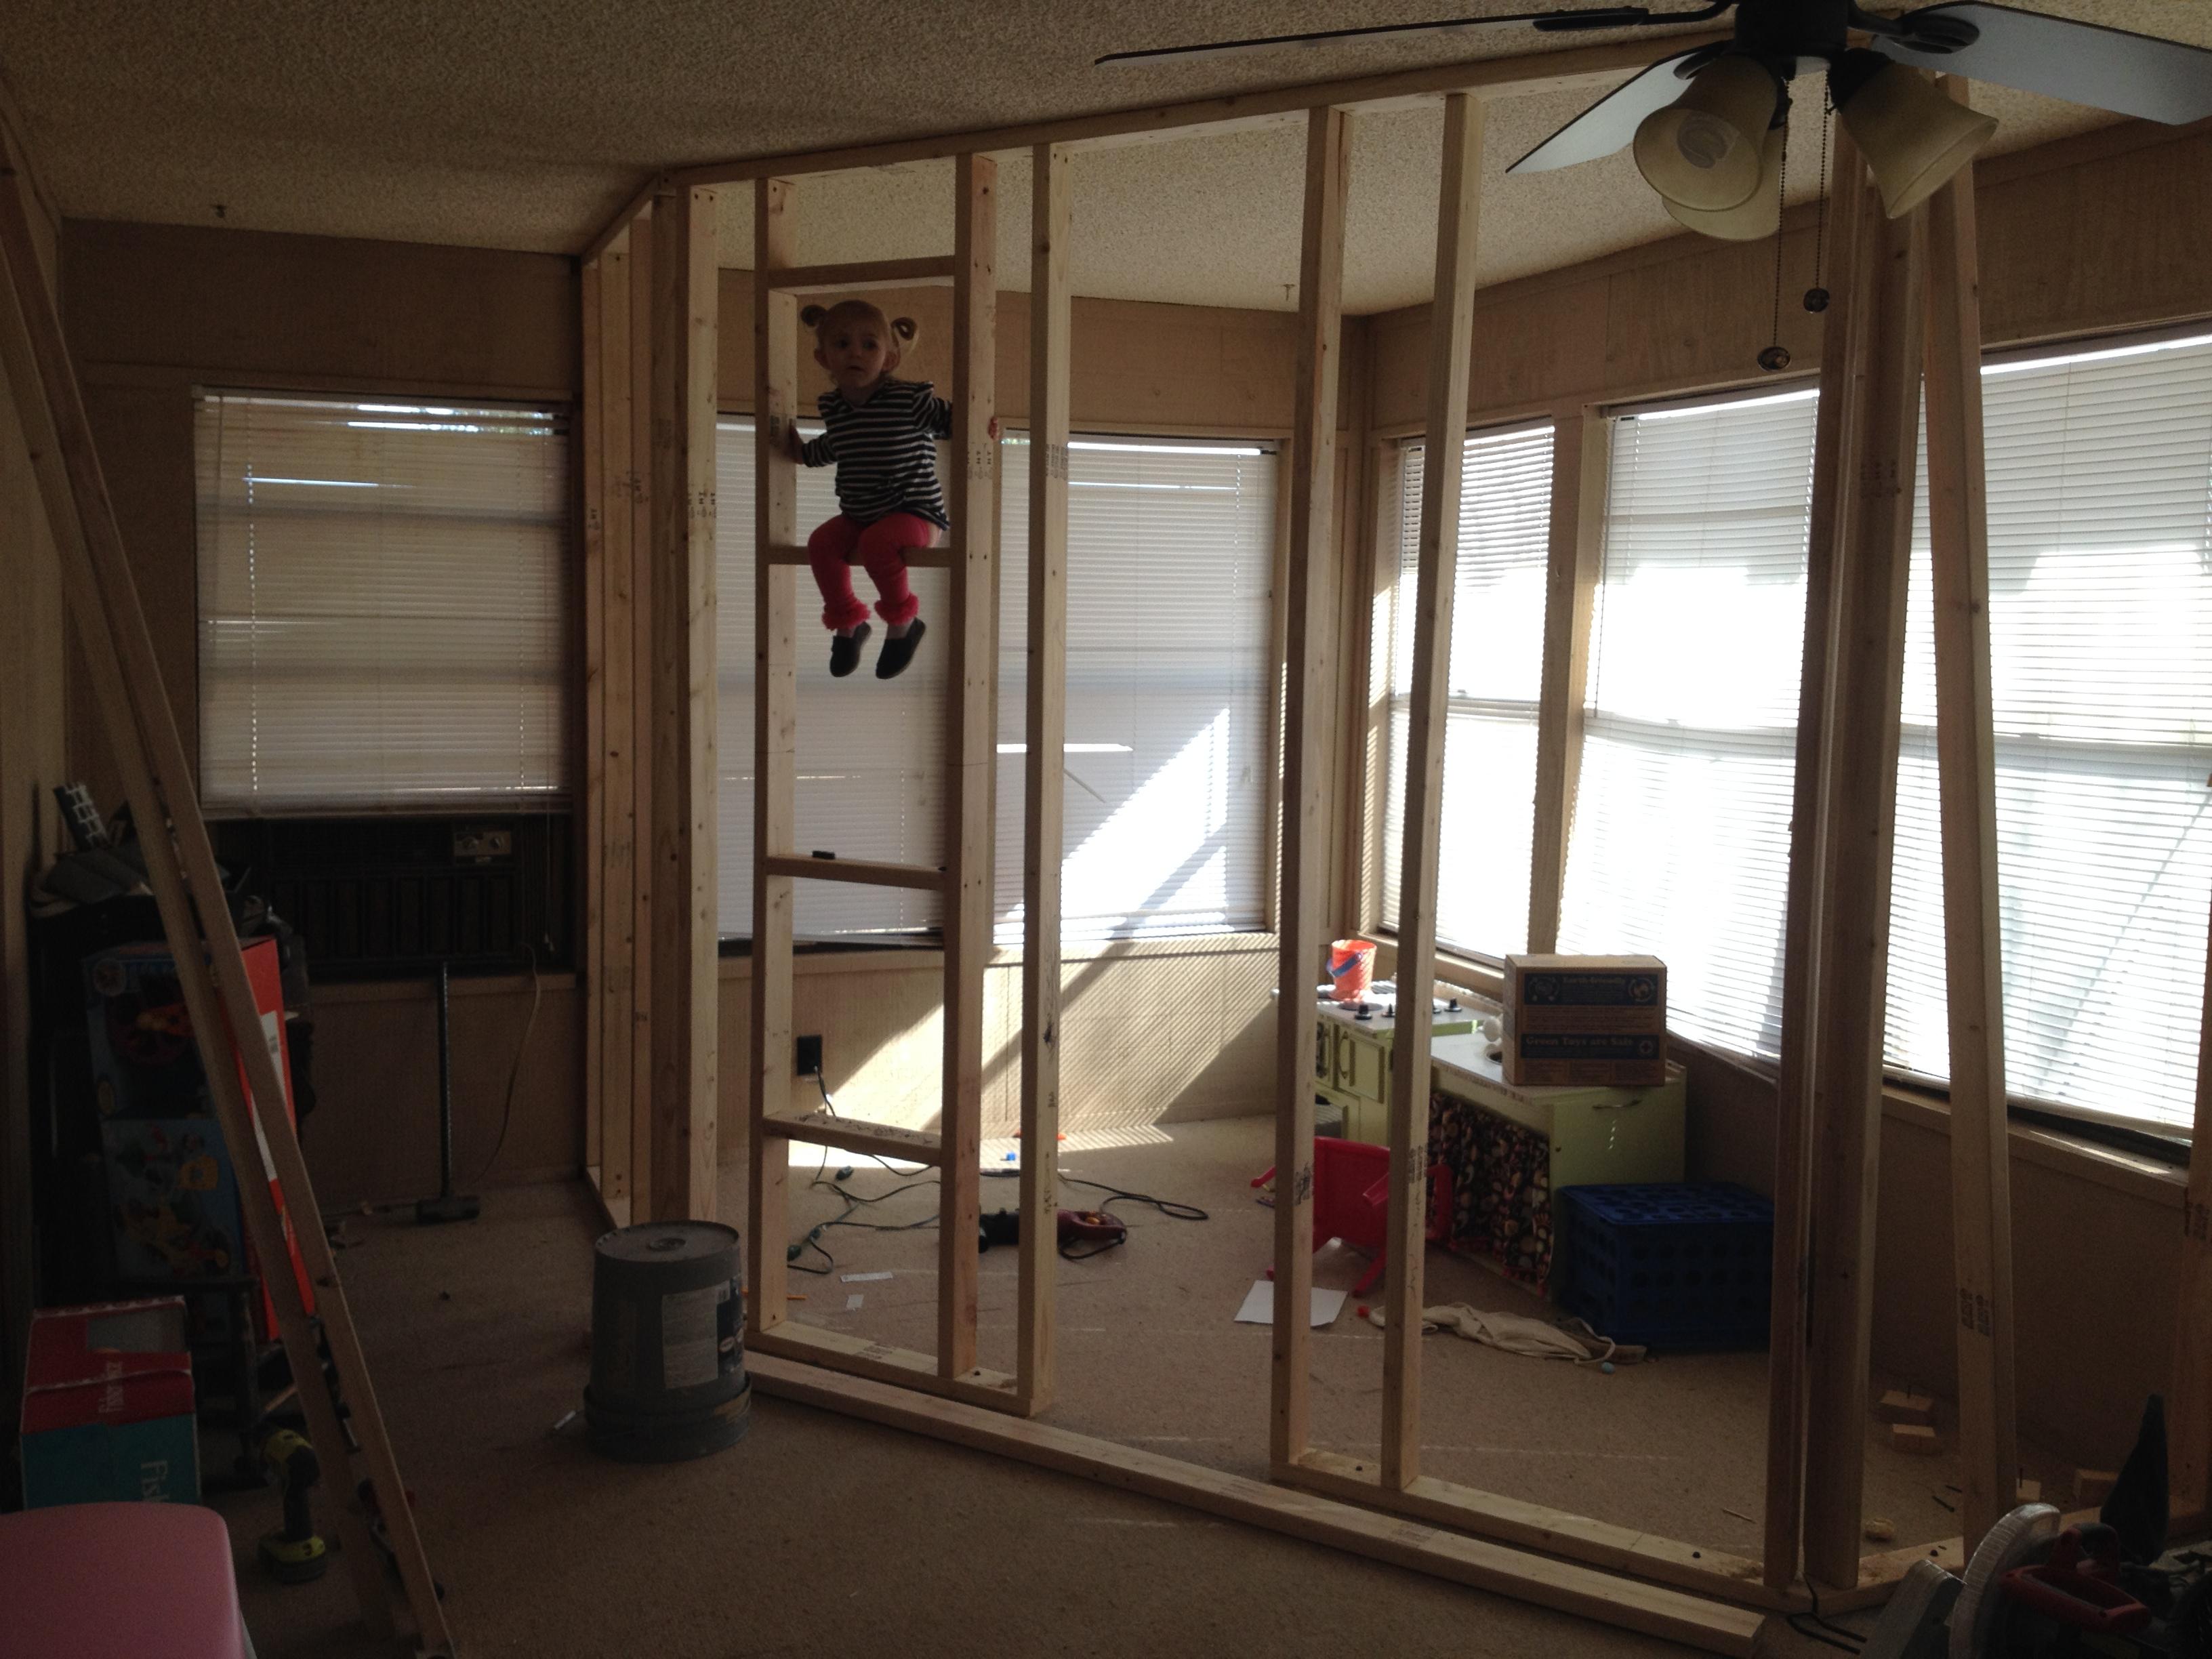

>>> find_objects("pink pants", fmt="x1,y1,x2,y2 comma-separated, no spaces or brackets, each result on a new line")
807,512,935,631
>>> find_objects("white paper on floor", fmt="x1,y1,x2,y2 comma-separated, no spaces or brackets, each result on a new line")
1233,1280,1347,1328
840,1271,893,1283
844,1293,865,1312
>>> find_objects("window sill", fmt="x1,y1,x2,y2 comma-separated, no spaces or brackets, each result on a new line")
1879,1086,2186,1210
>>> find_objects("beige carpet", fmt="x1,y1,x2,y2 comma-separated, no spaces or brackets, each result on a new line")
209,1117,2051,1657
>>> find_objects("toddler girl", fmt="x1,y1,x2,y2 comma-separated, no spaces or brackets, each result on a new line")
791,298,987,680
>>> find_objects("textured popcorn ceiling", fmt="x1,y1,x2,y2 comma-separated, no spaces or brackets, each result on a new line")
4,1,2207,313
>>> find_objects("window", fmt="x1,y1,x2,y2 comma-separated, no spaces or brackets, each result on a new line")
1558,389,1820,1059
1886,332,2212,1134
714,428,1277,945
998,436,1277,943
1374,425,1553,958
195,392,571,813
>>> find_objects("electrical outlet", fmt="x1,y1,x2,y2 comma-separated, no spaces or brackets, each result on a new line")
794,1035,823,1077
451,826,514,862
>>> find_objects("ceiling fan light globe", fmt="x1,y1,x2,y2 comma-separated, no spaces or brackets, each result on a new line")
1836,60,1999,218
1663,122,1784,242
1632,55,1780,213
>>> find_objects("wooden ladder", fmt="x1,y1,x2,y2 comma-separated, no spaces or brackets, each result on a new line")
0,129,453,1654
743,153,1065,1414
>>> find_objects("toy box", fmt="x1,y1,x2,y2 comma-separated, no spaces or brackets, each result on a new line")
85,937,313,1336
19,1298,199,1507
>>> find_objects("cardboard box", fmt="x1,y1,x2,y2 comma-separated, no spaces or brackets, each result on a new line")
1502,1031,1667,1088
1503,955,1666,1033
20,1298,199,1507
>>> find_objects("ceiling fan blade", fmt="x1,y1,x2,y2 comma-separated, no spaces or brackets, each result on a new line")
1094,5,1723,69
1875,3,2212,125
1506,46,1713,172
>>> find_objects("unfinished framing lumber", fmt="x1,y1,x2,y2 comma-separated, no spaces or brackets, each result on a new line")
647,184,721,1222
742,157,1031,1412
0,129,451,1656
1921,79,2018,1555
628,203,658,1211
766,539,960,569
1525,412,1607,954
1272,104,1350,1477
1382,90,1483,1490
766,255,958,292
2176,894,2212,1523
581,253,607,1199
596,228,638,1217
747,174,800,1341
1763,123,1872,1594
653,34,1723,197
938,152,997,1382
750,1353,1769,1656
1019,140,1071,1413
1803,151,1929,1593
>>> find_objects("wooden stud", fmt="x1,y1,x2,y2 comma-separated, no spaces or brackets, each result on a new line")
1876,1389,1935,1427
1803,151,1929,1593
597,230,638,1214
764,255,959,292
747,1354,1769,1657
1525,411,1607,955
581,255,607,1192
1763,124,1872,1594
2175,892,2212,1523
761,854,945,890
1922,80,2018,1557
1382,91,1483,1491
2075,1469,2118,1507
939,152,997,1381
1273,105,1349,1477
1889,1423,1941,1457
0,131,450,1655
628,201,657,1214
1019,140,1071,1414
648,186,721,1221
747,176,799,1340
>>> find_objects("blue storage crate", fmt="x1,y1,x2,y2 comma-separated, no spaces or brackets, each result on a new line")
1559,1183,1772,1349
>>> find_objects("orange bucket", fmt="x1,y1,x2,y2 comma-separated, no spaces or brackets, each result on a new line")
1326,939,1377,1004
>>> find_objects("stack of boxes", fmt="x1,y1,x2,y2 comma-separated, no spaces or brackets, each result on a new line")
1500,954,1667,1088
18,1298,199,1507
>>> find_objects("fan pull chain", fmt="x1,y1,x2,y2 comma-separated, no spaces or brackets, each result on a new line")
1805,94,1834,315
1759,118,1793,372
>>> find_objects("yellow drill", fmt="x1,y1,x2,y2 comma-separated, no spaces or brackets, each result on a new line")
257,1428,328,1583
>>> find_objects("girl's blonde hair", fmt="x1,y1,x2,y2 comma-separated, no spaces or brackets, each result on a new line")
800,299,920,363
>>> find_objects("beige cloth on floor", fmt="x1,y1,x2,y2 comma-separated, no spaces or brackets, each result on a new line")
1361,1302,1645,1366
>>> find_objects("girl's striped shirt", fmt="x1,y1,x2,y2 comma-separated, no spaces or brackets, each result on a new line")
802,377,954,529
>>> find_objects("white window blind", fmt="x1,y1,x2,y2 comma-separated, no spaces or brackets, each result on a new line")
194,392,571,813
1559,389,1820,1059
1376,426,1553,958
998,436,1277,943
1885,332,2212,1134
714,420,949,941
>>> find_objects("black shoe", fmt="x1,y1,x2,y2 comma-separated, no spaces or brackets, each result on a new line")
876,619,926,680
829,623,871,678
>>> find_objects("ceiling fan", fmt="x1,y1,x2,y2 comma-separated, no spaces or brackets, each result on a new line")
1098,3,2212,241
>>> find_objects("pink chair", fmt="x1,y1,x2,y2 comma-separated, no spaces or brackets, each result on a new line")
0,1501,252,1659
1254,1134,1454,1296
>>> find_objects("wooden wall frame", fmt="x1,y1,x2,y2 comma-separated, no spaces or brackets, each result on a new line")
573,36,2207,1651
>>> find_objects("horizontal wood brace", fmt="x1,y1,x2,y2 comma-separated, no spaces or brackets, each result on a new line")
764,541,960,570
762,853,947,890
764,256,958,291
762,1109,945,1166
749,1327,1024,1414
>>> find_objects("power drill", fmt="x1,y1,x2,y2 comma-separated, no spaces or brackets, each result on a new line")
257,1428,328,1583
